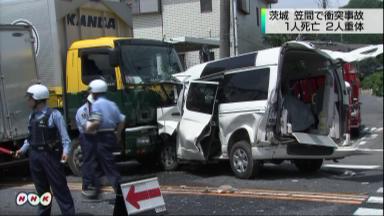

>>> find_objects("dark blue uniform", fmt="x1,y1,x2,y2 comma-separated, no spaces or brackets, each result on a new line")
20,107,75,216
76,102,99,191
89,96,126,215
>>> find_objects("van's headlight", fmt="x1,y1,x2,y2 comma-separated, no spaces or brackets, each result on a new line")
136,136,151,146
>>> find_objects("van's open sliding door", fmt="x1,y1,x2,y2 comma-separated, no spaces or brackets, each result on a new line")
177,81,219,161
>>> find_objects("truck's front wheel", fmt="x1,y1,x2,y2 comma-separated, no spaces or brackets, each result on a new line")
68,138,82,176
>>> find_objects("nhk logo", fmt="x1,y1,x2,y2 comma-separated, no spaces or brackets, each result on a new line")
16,192,52,206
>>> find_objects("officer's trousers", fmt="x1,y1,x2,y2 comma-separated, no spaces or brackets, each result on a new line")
94,131,127,216
29,149,75,216
79,133,98,190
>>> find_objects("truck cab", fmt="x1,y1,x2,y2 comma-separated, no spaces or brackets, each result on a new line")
173,41,383,179
59,37,183,175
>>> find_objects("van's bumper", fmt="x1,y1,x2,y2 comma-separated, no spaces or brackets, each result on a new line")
252,136,361,160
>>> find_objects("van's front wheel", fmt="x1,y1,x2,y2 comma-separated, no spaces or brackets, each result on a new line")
293,159,323,173
229,141,261,179
159,135,179,171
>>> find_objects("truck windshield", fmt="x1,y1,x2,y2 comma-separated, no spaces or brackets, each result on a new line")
120,45,183,84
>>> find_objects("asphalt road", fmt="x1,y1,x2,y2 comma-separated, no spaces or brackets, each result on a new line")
0,95,382,215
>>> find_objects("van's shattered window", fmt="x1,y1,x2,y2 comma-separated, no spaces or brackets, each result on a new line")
186,83,218,114
120,45,182,84
222,68,270,103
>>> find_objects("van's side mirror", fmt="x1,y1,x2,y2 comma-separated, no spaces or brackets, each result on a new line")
109,49,119,68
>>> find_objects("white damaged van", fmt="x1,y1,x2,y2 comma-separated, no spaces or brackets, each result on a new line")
161,41,382,179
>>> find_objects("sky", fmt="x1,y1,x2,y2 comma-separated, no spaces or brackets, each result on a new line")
273,0,350,8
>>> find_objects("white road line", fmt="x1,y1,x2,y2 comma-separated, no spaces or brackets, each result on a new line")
358,148,383,152
367,196,383,204
359,141,367,146
368,134,379,139
323,164,381,170
378,188,383,193
353,207,383,216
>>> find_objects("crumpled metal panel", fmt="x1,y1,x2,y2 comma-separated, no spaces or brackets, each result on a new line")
218,102,267,157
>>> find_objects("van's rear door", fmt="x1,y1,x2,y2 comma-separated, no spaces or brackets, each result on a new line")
0,25,38,141
291,132,337,148
177,81,219,161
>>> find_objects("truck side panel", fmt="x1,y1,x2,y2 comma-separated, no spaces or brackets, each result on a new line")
0,25,38,142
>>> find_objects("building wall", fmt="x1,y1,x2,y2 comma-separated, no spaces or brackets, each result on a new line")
133,0,268,68
235,0,269,53
161,0,220,40
133,0,221,68
133,13,163,40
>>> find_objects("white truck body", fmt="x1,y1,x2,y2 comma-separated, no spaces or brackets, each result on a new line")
0,25,38,142
0,0,133,88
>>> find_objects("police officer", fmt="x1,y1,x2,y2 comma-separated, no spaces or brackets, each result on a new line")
85,79,127,215
15,84,75,216
75,94,99,198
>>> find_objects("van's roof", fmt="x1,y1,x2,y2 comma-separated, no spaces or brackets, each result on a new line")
173,41,383,82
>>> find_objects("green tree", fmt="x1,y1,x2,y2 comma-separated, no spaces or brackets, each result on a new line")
361,71,383,96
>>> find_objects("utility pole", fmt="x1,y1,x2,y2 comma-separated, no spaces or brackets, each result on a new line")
220,0,230,58
232,0,238,56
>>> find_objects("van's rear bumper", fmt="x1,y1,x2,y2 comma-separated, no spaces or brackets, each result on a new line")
251,137,360,160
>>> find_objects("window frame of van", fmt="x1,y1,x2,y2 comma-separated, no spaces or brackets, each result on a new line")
200,0,213,13
185,81,219,114
220,67,271,103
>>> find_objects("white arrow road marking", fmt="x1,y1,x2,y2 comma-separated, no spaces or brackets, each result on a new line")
367,196,383,204
323,164,381,170
368,134,379,139
353,207,383,216
377,188,383,193
359,141,367,146
370,127,377,132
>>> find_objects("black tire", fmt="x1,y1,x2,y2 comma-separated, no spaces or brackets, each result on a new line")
293,159,323,173
137,154,157,168
271,159,285,165
68,138,82,176
159,135,179,171
351,127,360,138
229,141,261,179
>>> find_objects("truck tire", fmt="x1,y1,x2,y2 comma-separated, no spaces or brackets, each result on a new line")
159,135,178,171
293,159,323,173
229,141,261,179
137,154,157,168
68,139,82,176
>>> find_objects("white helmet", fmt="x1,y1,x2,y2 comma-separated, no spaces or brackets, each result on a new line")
26,84,49,100
89,79,108,93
